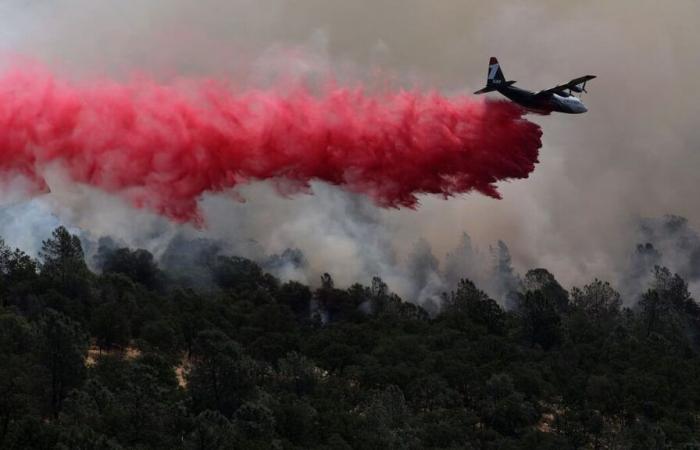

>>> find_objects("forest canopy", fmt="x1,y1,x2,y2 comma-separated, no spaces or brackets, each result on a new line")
0,225,699,449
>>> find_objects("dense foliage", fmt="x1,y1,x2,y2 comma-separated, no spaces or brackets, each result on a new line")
0,226,699,449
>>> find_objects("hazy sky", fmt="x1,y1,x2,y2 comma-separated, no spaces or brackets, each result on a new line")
0,0,698,294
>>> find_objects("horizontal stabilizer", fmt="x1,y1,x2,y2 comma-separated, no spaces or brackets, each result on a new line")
474,86,497,95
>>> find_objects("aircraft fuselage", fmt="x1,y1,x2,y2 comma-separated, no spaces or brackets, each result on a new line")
496,85,588,114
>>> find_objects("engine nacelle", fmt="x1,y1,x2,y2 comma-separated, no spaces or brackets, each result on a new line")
570,82,587,93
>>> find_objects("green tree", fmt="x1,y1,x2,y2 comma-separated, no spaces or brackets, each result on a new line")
34,309,89,417
101,247,163,290
188,330,259,417
639,266,693,340
315,273,361,323
523,268,569,313
91,301,131,351
441,279,506,335
233,400,276,441
571,279,621,324
39,226,93,322
355,385,418,449
40,226,89,289
184,410,236,450
0,311,40,446
212,256,275,293
276,280,312,320
0,242,39,312
517,289,562,349
139,319,180,355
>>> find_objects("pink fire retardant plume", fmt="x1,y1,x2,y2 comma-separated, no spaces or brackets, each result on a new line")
0,66,541,225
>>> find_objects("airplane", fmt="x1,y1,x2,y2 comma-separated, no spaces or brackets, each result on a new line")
474,57,595,114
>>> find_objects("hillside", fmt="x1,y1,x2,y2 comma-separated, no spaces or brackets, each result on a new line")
0,226,699,449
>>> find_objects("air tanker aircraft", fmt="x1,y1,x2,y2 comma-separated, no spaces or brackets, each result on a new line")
474,57,595,114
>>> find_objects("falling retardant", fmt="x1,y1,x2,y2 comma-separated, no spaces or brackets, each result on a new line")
0,65,542,224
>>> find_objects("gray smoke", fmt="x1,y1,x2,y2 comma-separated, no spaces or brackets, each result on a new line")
263,248,309,283
623,215,700,302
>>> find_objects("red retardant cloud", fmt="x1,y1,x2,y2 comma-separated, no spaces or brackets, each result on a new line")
0,66,541,224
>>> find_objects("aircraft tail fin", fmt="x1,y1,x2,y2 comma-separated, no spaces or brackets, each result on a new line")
474,57,516,94
487,57,506,85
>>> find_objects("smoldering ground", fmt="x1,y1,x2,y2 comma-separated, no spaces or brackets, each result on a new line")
0,0,698,305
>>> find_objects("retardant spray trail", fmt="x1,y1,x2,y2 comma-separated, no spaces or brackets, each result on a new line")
0,66,542,224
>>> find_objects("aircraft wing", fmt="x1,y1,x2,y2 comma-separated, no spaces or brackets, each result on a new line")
534,75,596,96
